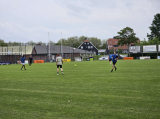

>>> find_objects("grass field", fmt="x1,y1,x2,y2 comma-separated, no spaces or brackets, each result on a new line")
0,60,160,119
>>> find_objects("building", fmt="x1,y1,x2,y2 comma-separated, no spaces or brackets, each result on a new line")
32,45,93,62
107,38,140,54
78,38,98,55
0,45,93,63
0,45,33,63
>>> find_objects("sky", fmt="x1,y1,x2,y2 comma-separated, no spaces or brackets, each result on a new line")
0,0,160,43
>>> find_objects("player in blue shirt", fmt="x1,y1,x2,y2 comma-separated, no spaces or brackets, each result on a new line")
21,55,26,70
111,51,118,72
109,54,112,64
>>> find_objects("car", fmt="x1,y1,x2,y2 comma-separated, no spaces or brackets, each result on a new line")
50,59,56,62
99,56,109,60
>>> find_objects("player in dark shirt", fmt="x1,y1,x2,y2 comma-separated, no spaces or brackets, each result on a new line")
80,56,82,61
111,51,118,72
109,54,112,64
28,55,33,66
21,55,26,70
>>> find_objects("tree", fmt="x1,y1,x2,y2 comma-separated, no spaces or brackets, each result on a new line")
56,37,80,47
67,36,79,48
0,42,8,46
37,41,43,45
88,37,101,48
118,48,122,54
148,37,160,44
115,27,139,46
0,39,8,46
13,42,21,46
0,39,4,44
139,38,149,45
48,40,55,46
27,41,36,45
57,38,68,46
147,13,160,41
110,49,114,54
140,37,160,45
78,36,87,44
100,39,107,49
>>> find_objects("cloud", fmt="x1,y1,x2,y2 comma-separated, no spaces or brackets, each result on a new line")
0,0,160,43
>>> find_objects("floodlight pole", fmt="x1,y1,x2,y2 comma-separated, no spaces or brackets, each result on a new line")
157,44,158,58
70,43,71,60
127,43,130,57
61,32,62,57
48,32,50,61
60,33,61,56
142,45,143,56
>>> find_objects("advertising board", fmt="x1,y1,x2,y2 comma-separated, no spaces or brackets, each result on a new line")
123,57,133,60
63,59,71,62
143,45,157,53
140,56,150,59
129,46,140,53
34,60,44,63
0,61,11,65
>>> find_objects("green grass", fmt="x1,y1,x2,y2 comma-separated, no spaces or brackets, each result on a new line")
0,60,160,119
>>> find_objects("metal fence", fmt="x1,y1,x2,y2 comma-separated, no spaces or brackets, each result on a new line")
0,43,34,63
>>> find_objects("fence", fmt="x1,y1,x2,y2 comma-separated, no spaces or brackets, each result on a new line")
1,43,160,64
0,43,34,63
0,43,95,63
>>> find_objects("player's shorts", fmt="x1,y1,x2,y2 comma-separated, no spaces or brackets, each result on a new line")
57,65,62,68
109,58,112,61
22,63,25,65
112,62,117,65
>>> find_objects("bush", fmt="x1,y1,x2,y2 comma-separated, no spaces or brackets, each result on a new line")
118,48,122,54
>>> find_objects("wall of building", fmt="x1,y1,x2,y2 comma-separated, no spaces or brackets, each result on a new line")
78,42,98,55
0,55,30,63
32,55,47,62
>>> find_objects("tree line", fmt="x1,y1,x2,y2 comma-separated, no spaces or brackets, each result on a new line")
0,36,107,49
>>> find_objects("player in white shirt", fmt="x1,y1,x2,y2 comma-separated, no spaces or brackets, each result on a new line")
56,54,64,75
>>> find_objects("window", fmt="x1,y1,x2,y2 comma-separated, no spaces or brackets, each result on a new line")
86,46,87,48
88,46,90,49
113,45,119,47
81,46,83,49
84,43,86,45
110,41,112,43
91,46,93,49
115,41,117,43
87,43,89,45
